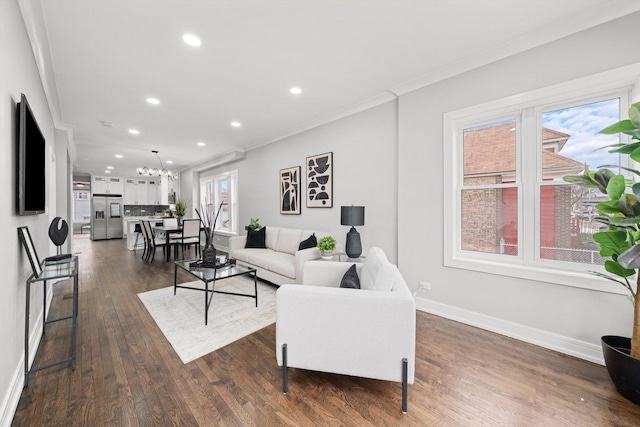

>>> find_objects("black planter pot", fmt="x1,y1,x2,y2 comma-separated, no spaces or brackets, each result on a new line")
601,335,640,406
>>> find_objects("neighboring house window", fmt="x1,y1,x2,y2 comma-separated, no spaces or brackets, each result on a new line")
200,170,238,235
444,70,637,291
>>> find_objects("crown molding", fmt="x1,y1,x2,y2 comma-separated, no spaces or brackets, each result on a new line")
18,0,77,167
185,149,246,173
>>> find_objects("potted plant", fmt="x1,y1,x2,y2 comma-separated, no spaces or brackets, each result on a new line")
174,198,188,220
563,101,640,405
318,236,336,260
244,218,262,231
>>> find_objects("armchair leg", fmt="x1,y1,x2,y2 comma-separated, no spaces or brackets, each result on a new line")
402,358,408,414
282,344,288,394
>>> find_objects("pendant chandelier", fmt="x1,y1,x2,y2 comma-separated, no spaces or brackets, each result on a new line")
136,150,178,181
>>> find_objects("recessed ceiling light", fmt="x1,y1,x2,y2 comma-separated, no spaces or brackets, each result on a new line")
197,141,206,147
183,34,201,47
115,154,123,158
290,87,302,95
100,121,114,127
231,121,241,128
128,129,140,135
166,160,173,164
105,170,111,174
146,97,160,105
107,166,114,170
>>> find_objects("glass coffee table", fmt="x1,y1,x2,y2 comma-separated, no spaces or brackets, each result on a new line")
174,260,258,325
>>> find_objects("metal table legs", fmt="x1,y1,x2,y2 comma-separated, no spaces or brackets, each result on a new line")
24,271,79,387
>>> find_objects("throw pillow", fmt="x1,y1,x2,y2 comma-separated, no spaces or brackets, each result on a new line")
298,233,317,250
340,264,360,289
245,227,267,248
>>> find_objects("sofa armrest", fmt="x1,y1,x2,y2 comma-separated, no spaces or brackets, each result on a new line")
293,248,321,284
229,235,247,255
276,284,416,383
302,260,363,287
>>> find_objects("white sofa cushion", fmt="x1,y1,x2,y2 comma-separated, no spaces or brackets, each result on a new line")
247,251,273,270
266,226,280,250
266,251,296,279
275,228,303,255
360,247,395,292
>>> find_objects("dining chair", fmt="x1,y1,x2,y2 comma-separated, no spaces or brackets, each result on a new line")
139,220,151,261
163,218,178,227
176,219,201,260
142,220,168,263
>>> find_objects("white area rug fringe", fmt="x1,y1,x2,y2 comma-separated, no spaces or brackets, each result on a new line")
138,278,276,363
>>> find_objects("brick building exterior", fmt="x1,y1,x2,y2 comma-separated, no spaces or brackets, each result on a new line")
462,123,582,256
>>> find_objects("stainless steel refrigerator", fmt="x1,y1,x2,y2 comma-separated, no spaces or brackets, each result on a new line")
91,194,123,240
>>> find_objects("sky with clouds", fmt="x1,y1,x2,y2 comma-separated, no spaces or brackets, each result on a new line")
544,98,620,170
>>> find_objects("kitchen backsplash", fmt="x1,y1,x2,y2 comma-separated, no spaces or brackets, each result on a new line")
124,205,169,217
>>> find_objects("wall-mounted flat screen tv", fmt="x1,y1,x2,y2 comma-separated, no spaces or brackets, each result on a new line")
17,93,46,215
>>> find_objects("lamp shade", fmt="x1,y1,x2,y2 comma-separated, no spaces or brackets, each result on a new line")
341,206,365,226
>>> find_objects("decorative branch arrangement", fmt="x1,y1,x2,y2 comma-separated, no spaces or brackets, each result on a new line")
195,200,225,246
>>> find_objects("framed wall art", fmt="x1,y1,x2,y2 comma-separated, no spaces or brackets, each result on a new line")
18,226,42,278
280,166,301,214
306,152,333,208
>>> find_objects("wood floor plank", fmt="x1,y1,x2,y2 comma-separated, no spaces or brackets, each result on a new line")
11,236,640,426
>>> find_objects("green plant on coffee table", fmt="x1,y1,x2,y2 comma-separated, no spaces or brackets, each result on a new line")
563,101,640,359
244,218,262,231
318,236,336,253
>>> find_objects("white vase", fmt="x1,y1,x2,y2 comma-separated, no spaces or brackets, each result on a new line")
320,251,334,260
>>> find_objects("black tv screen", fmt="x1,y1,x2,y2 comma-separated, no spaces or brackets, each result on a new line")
17,93,46,215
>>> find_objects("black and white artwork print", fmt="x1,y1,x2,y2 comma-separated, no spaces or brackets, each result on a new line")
280,166,301,214
306,152,333,208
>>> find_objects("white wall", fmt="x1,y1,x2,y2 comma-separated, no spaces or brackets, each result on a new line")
184,100,399,261
398,12,640,363
0,1,61,425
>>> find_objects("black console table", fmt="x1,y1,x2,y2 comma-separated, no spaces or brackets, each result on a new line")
24,256,79,387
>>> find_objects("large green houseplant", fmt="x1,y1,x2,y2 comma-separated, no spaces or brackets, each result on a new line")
174,198,188,218
564,101,640,405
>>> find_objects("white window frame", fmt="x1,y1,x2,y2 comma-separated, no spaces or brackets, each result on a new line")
444,65,640,294
200,170,238,236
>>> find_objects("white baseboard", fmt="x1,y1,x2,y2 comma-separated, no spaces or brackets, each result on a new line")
415,296,604,366
0,286,53,427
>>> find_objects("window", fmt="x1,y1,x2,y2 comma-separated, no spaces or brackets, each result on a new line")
200,170,238,235
444,69,638,291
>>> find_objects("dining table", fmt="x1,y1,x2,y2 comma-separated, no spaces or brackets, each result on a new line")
152,221,206,261
152,224,186,262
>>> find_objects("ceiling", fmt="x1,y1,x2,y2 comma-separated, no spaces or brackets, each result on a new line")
28,0,640,178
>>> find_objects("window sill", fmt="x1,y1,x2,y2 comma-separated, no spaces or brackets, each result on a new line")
214,230,237,238
445,255,628,296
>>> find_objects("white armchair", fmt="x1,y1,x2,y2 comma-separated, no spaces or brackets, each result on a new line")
276,247,416,413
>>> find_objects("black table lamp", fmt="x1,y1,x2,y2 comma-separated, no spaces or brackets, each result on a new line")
341,206,365,258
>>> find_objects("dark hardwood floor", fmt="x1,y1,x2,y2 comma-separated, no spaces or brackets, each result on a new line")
12,235,640,426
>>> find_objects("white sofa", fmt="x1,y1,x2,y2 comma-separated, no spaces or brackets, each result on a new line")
229,226,340,285
275,247,416,413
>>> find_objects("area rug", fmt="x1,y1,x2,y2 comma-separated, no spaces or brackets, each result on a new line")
138,277,277,363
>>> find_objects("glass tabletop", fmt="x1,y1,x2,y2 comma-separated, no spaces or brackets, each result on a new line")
175,259,256,282
31,256,78,282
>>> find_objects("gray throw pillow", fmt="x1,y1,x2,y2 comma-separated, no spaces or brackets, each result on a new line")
340,264,360,289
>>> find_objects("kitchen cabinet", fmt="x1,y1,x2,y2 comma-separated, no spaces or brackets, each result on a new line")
92,176,123,195
136,180,148,204
124,179,149,205
124,179,137,204
147,179,161,205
